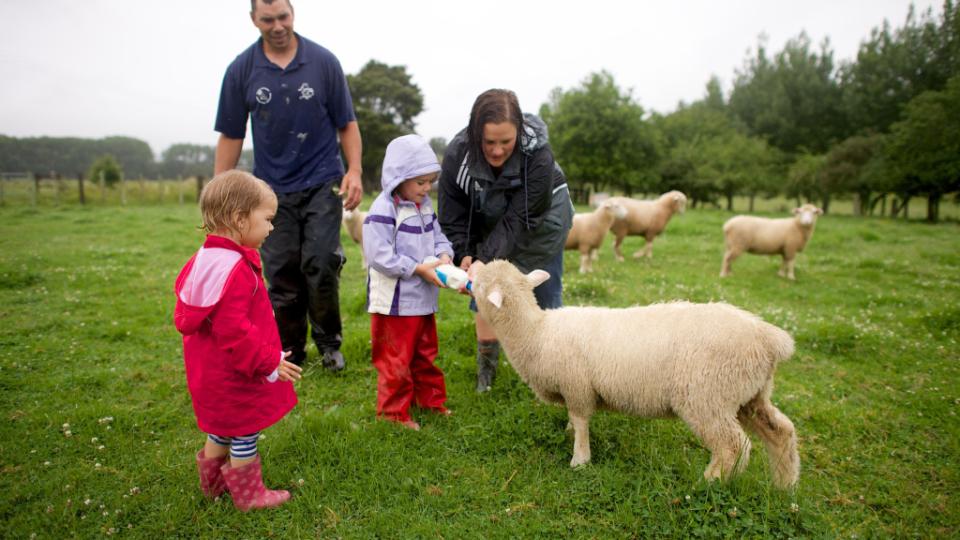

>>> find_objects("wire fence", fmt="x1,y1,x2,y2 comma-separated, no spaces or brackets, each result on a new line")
0,173,207,207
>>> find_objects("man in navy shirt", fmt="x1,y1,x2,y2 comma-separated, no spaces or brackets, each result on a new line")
214,0,363,371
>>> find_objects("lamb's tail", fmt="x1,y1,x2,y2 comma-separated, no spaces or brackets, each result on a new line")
760,322,795,365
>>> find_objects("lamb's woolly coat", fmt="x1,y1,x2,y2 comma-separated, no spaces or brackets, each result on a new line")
472,260,800,487
342,209,367,269
607,191,687,260
721,203,822,280
564,200,626,273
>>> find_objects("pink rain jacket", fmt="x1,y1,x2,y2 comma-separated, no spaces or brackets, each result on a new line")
174,235,297,436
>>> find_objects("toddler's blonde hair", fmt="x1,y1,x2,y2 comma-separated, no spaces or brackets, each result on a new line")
199,170,276,234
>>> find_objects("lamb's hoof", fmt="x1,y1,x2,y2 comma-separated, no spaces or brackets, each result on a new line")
615,257,624,263
570,455,591,468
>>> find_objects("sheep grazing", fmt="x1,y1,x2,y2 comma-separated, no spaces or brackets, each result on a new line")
607,190,687,260
564,200,627,273
471,260,800,488
342,209,368,269
720,204,823,280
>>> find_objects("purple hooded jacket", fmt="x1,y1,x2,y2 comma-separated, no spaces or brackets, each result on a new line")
363,135,454,316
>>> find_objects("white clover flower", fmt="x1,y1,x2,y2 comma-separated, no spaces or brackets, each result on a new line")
790,503,799,513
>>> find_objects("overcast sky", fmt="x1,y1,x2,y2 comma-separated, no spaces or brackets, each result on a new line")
0,0,940,158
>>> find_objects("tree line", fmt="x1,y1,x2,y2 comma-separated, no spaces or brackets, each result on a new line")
1,2,956,220
541,1,959,222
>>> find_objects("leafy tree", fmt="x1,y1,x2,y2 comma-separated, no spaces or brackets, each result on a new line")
87,155,123,187
347,60,424,192
429,137,447,162
840,3,956,135
161,143,215,179
786,153,828,209
729,33,846,154
539,71,659,196
884,75,960,222
0,135,154,178
822,134,886,215
691,132,781,211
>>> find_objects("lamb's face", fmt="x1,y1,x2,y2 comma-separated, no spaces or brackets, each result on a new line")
602,201,628,220
670,191,688,214
793,204,822,227
472,260,550,317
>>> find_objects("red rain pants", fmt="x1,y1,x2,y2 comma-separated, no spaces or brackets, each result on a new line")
370,313,447,421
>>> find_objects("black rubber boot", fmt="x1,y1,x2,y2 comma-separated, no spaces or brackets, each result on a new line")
321,349,345,372
475,340,500,393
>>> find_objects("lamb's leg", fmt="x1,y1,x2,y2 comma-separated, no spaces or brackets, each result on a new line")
578,251,590,273
567,410,593,467
782,255,796,280
720,248,739,277
631,237,651,259
590,248,599,261
613,232,625,262
738,392,800,488
642,235,655,258
680,408,751,483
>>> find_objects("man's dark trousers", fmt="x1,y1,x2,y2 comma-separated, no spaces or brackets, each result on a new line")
261,183,345,364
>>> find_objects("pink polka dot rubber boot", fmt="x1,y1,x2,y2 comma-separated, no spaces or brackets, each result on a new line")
196,450,228,499
220,456,290,511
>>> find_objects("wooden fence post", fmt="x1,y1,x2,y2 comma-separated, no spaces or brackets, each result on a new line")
120,177,127,205
55,173,63,206
78,173,86,205
31,173,38,207
178,175,184,205
100,171,106,203
196,175,204,202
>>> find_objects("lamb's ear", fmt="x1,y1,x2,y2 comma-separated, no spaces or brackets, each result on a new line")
526,269,551,288
487,288,503,309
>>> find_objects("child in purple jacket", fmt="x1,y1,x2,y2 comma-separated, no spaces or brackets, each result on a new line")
363,135,454,430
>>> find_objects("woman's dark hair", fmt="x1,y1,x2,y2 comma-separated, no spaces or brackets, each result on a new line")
467,89,523,165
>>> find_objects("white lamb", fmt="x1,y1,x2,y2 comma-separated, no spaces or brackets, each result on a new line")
342,209,367,270
564,200,627,273
720,204,822,280
471,260,800,488
608,191,687,260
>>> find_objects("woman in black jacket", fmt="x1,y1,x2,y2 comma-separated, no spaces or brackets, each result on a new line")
438,89,573,392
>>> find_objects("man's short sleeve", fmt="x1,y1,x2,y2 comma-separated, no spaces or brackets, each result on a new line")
214,64,248,139
324,56,355,130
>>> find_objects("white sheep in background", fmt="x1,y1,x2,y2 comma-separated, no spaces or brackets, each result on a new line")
564,200,628,273
342,209,367,270
720,204,823,280
608,191,687,260
471,260,800,488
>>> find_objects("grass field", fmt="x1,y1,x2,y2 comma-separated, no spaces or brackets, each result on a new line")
1,201,957,538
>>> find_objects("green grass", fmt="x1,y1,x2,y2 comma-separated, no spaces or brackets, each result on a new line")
0,202,957,538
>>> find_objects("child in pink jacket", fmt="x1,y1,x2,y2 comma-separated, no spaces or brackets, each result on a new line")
174,170,302,511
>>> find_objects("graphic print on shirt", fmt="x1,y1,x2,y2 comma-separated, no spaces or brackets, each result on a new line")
256,87,272,105
298,83,315,101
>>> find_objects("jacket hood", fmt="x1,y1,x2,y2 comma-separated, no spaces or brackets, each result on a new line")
381,134,441,195
520,113,549,154
174,236,257,336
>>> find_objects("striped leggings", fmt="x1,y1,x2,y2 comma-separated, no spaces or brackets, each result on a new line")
207,432,260,459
